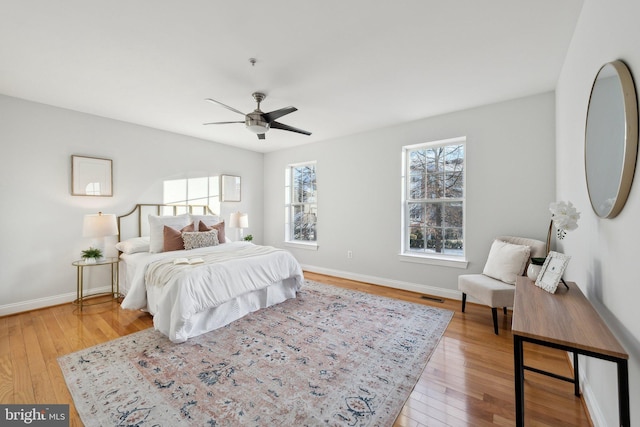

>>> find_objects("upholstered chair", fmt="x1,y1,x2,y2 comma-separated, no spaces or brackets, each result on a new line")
458,236,546,334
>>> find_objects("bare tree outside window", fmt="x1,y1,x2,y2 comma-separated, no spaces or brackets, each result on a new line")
286,163,317,242
405,140,465,256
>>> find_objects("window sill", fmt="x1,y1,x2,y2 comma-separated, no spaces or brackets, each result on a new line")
284,241,319,251
398,253,468,269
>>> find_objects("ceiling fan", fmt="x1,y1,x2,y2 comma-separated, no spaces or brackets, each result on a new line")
203,92,312,140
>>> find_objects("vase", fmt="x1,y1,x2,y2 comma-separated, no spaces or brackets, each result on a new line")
84,258,97,264
527,263,542,280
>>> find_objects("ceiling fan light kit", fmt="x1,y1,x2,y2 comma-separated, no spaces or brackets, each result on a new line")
245,116,269,134
245,92,270,135
204,92,311,140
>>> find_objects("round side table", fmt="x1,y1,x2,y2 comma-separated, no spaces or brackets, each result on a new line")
72,257,120,309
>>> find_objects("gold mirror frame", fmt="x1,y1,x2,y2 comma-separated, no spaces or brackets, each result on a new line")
585,60,638,218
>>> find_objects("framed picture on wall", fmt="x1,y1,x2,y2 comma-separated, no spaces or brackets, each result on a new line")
71,155,113,196
221,174,241,202
535,251,571,294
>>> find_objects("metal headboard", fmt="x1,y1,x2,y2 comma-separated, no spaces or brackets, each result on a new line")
117,203,216,242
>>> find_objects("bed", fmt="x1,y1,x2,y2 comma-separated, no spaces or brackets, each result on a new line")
116,204,304,343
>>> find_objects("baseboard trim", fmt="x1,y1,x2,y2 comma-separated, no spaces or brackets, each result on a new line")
1,267,464,316
579,368,604,426
301,264,462,301
0,286,112,317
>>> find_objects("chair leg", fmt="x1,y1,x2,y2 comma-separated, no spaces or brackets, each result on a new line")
503,307,508,315
492,307,499,335
461,293,467,312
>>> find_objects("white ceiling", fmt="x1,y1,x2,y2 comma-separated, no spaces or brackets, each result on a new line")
0,1,583,153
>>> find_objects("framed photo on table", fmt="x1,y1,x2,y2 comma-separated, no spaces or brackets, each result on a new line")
535,251,571,294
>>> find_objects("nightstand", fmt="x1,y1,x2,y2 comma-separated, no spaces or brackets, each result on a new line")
72,257,120,309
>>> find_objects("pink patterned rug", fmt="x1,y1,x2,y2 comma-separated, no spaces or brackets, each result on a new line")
58,280,452,426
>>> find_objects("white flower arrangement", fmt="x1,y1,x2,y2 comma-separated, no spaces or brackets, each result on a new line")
549,201,580,239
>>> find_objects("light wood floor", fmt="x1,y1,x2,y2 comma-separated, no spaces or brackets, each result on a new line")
0,272,591,426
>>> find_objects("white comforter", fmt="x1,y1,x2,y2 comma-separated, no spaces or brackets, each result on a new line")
120,242,304,341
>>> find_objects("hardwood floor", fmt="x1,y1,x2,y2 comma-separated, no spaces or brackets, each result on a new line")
0,272,592,426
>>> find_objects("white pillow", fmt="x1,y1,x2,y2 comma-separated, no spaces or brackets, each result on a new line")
148,214,189,253
115,237,150,254
482,239,531,285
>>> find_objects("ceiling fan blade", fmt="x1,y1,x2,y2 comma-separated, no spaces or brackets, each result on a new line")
258,133,266,140
262,106,297,123
270,121,312,136
203,121,245,125
205,98,246,116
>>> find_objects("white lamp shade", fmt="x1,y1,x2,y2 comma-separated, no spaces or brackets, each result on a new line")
229,212,249,229
238,213,248,228
83,213,118,237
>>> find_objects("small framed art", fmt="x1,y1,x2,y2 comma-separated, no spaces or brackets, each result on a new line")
71,155,113,196
535,251,571,294
221,174,241,202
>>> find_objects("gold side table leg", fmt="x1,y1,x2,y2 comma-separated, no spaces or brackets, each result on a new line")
115,261,119,298
77,265,83,310
111,261,120,298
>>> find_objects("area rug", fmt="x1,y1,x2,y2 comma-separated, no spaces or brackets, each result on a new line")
58,280,453,426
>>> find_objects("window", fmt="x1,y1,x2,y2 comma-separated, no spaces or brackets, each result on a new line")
163,176,220,214
402,137,465,259
285,162,317,245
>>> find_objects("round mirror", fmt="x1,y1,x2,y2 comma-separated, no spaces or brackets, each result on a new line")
585,60,638,218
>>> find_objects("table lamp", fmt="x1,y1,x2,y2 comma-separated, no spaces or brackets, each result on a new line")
229,211,248,240
83,212,119,256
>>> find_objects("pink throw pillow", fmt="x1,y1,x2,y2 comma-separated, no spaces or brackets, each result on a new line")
163,223,195,252
199,220,226,243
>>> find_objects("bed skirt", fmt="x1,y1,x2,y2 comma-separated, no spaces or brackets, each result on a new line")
147,277,299,342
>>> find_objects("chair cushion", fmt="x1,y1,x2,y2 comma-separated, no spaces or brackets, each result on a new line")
459,274,516,307
482,239,531,285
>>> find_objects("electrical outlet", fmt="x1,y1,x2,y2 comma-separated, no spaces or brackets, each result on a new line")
347,250,353,259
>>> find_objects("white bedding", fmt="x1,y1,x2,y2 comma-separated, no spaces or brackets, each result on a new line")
120,242,304,342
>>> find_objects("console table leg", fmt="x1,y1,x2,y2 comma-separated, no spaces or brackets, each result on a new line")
514,335,525,426
618,359,630,427
573,352,580,396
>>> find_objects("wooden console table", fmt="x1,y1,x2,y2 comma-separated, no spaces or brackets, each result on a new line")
512,277,629,426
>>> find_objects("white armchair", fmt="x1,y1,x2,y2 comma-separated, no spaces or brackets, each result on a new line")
458,236,546,334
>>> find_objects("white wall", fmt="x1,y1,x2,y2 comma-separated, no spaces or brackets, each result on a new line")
264,92,556,297
0,94,263,314
556,0,640,424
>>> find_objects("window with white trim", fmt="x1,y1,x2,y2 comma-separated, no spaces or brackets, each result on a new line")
285,162,317,243
402,137,465,258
